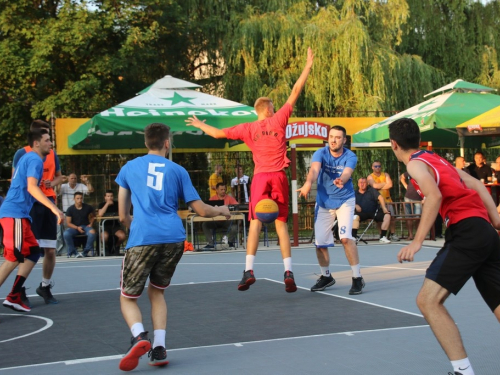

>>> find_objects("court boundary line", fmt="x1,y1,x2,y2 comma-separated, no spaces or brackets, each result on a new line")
0,324,429,371
0,314,53,343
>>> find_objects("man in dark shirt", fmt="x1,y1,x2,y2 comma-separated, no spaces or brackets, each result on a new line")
467,151,492,181
98,190,126,254
355,178,392,243
63,192,96,257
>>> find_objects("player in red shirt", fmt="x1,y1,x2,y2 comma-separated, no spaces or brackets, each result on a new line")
389,118,500,375
186,48,314,293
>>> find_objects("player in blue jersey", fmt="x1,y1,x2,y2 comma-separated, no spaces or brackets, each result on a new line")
298,126,364,295
115,123,231,372
0,129,64,312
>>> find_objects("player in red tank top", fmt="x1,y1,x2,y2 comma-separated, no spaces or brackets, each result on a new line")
389,118,500,375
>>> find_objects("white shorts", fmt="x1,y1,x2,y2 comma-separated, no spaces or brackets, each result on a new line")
314,198,355,247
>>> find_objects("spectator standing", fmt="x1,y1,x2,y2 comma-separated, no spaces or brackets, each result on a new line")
208,165,223,198
355,178,392,243
63,192,96,257
98,190,126,255
297,125,365,295
400,172,422,240
0,128,64,312
115,123,230,371
455,156,470,175
59,173,94,213
367,161,400,241
202,183,239,250
231,166,251,204
467,151,492,182
186,47,314,293
11,120,63,306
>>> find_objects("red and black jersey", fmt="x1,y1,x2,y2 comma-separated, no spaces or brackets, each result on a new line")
409,150,490,227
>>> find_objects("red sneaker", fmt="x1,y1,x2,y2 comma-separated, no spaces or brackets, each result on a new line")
284,271,297,293
119,331,151,371
3,292,31,312
237,270,256,291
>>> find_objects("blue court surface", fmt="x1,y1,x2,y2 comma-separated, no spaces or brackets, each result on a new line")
0,242,499,375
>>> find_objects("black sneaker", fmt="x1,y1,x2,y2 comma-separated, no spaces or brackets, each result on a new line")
36,282,59,304
119,331,151,371
284,270,297,293
237,270,256,291
148,346,169,367
21,287,31,308
310,275,336,292
349,277,365,295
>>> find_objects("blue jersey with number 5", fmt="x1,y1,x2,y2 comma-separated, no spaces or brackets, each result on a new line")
115,154,200,247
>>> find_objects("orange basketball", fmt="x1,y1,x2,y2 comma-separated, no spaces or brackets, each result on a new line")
255,199,279,223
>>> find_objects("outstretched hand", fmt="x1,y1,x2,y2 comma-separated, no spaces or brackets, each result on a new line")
306,47,314,67
185,115,206,128
397,242,421,263
296,183,311,198
333,178,344,189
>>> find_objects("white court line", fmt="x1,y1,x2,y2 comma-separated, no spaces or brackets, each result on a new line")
0,324,429,370
177,262,429,271
0,314,53,343
264,277,424,317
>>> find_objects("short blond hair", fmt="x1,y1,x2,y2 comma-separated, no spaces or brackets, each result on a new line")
254,97,273,114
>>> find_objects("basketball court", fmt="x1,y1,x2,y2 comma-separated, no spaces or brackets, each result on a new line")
0,242,499,374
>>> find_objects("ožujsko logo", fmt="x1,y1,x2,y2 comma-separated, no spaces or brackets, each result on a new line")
285,121,329,141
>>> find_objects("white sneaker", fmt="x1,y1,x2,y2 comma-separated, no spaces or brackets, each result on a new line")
379,236,391,244
75,253,83,258
389,234,400,241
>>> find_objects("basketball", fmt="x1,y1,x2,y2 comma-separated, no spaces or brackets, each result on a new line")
255,199,279,223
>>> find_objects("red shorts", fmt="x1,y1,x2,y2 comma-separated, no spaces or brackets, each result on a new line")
0,218,40,262
249,171,289,222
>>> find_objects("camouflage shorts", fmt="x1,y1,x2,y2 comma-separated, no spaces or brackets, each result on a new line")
120,242,184,298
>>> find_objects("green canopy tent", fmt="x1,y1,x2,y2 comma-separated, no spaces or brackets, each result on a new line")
68,76,257,151
352,80,500,151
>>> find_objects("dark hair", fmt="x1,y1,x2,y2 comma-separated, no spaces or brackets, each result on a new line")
28,128,49,147
30,120,50,131
145,123,170,150
388,118,420,150
330,125,347,137
105,190,114,195
215,182,226,189
74,192,83,198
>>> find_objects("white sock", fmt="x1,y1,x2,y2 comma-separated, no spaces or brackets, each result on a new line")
153,329,166,349
130,322,145,337
320,267,330,277
451,358,474,375
245,255,255,271
42,278,51,287
283,257,292,272
351,264,362,278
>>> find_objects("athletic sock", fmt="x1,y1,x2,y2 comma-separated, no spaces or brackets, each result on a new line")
42,278,51,287
283,257,292,272
351,264,362,278
245,255,255,271
451,358,474,375
320,267,330,277
11,275,26,294
380,230,388,238
131,322,145,337
352,229,358,237
153,329,166,348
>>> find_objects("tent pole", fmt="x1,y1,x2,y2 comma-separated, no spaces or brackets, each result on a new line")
169,134,173,160
459,136,465,157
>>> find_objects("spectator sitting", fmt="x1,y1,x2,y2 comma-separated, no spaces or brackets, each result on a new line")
455,156,470,175
400,172,422,240
492,156,500,182
97,190,126,255
467,151,492,181
354,177,392,244
231,166,251,204
202,183,238,250
63,192,96,257
59,173,94,213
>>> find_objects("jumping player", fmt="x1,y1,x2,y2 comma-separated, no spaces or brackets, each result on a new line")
12,120,63,305
0,129,64,312
186,47,314,293
389,118,500,375
297,126,364,295
115,123,230,371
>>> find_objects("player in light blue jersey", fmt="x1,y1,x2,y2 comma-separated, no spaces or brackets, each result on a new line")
297,125,365,295
115,123,230,371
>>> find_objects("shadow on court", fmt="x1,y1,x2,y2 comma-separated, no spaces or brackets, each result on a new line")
0,280,426,368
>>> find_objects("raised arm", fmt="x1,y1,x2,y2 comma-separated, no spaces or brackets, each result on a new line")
185,116,227,138
286,47,314,108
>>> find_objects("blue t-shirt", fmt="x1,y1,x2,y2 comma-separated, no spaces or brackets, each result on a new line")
115,154,201,248
312,146,357,209
0,152,43,220
13,147,60,171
